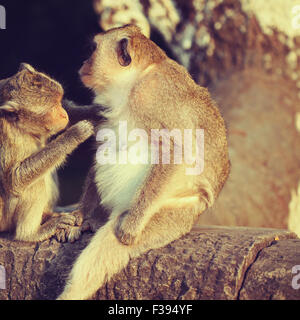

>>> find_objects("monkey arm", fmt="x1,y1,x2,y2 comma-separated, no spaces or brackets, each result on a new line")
12,121,93,193
63,99,104,126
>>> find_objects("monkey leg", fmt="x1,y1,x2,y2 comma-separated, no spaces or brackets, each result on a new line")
15,208,83,242
57,204,204,300
115,194,203,246
114,166,215,245
113,162,176,246
78,167,106,233
115,175,214,246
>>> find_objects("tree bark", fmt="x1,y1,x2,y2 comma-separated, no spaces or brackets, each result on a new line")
0,227,299,300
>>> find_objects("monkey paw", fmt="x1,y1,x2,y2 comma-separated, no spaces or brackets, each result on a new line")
115,211,139,246
55,211,83,227
115,227,136,246
55,225,82,243
69,210,84,226
81,217,99,233
54,211,84,242
73,120,94,141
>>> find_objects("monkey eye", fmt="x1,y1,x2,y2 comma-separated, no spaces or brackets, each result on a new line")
1,110,19,122
117,38,132,67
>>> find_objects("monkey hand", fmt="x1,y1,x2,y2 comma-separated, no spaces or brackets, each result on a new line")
81,216,99,233
66,120,95,143
115,210,141,246
54,211,84,243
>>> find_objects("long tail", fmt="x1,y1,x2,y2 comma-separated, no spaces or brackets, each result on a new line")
58,189,212,300
57,216,132,300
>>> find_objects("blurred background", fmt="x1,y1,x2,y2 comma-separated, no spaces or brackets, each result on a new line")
1,0,300,236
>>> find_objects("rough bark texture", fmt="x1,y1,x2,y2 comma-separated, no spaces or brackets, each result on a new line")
0,227,299,300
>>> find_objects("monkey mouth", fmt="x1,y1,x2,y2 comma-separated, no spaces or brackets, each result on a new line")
80,71,92,77
79,70,93,85
79,67,93,87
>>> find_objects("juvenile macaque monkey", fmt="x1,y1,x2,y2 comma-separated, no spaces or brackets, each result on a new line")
0,63,94,242
59,25,230,299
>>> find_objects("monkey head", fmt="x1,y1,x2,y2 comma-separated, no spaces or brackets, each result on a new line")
0,63,69,139
79,24,166,94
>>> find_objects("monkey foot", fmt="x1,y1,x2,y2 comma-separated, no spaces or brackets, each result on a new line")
55,225,82,243
115,224,137,246
53,211,84,242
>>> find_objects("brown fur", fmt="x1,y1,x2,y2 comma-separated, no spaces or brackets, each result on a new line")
0,64,94,242
58,25,230,299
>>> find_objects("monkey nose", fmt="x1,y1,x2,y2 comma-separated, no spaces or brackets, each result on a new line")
80,59,92,76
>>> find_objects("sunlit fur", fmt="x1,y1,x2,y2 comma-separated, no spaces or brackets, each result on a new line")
58,25,230,300
0,64,94,242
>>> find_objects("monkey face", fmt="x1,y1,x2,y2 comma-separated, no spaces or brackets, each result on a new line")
0,63,69,138
79,25,144,93
79,25,166,98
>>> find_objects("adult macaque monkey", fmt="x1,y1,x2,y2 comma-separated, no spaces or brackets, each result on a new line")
0,63,94,242
59,25,230,299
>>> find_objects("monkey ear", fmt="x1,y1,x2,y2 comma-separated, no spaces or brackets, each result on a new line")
19,63,35,73
0,101,19,113
117,38,132,67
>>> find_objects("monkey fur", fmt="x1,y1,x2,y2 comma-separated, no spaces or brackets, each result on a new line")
58,25,230,299
0,63,94,242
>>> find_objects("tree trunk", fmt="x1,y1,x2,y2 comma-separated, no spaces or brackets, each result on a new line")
0,227,299,300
